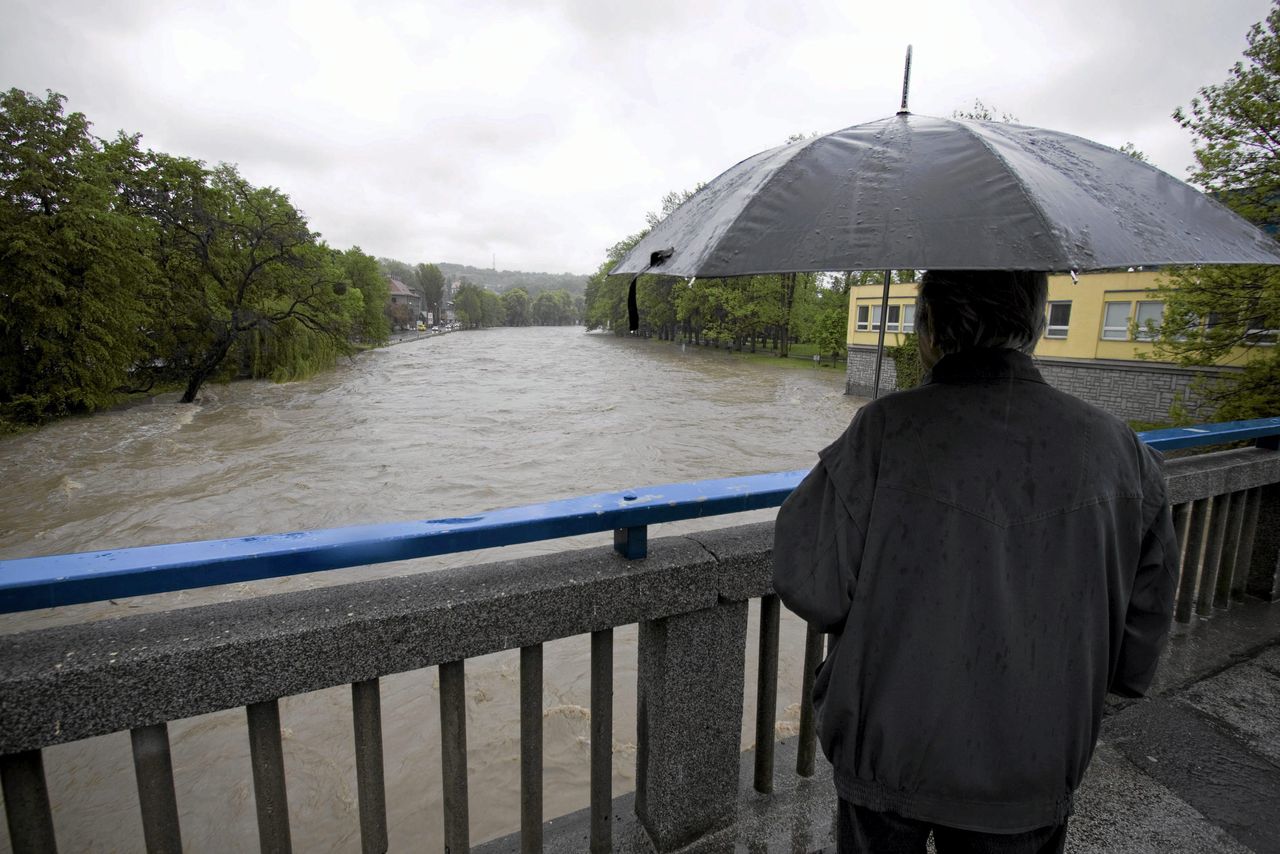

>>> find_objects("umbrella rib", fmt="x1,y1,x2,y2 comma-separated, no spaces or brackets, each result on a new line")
948,119,1071,270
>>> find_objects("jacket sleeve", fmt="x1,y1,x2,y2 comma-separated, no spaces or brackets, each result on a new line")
1110,443,1180,698
771,462,866,632
771,407,878,633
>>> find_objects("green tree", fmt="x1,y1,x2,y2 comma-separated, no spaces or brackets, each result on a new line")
480,288,503,327
141,157,355,402
0,89,158,424
342,248,389,345
502,287,531,326
810,284,850,360
453,282,484,328
1151,2,1280,419
531,288,575,325
415,262,446,325
585,232,643,332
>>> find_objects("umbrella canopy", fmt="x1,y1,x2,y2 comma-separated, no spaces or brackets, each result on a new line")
612,113,1280,277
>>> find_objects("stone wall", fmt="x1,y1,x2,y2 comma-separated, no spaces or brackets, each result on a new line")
845,344,898,398
846,345,1240,423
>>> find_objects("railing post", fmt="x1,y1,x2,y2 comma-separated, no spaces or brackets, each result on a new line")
613,525,648,560
796,625,824,777
1245,483,1280,601
520,645,543,854
439,660,471,853
590,630,613,853
246,700,292,854
131,723,183,854
1,750,57,853
1233,489,1260,596
351,680,388,854
635,600,748,852
1176,498,1212,623
753,595,781,794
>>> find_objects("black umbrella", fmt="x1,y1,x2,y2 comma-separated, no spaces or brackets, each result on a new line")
612,112,1280,277
611,97,1280,395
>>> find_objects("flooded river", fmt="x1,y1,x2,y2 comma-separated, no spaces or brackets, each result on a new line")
0,327,862,851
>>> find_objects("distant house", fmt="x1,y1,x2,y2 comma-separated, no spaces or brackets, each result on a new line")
386,278,423,319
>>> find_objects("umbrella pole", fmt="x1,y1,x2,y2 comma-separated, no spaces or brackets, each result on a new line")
871,269,892,399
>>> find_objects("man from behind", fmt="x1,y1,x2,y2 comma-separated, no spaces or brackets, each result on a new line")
772,270,1179,854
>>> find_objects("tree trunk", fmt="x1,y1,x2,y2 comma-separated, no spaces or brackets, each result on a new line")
180,335,235,404
779,273,796,358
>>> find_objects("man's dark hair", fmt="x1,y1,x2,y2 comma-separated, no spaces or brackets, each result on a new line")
917,270,1049,354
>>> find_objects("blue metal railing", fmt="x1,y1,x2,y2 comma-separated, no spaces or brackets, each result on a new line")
1,416,1277,614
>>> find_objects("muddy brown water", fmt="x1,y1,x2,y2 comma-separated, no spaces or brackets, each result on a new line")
0,326,862,851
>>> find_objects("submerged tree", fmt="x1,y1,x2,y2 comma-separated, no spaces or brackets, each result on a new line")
141,157,358,402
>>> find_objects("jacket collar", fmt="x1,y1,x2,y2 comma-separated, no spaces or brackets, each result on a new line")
924,348,1047,385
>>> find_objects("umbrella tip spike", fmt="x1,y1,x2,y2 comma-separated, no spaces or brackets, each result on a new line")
899,45,913,114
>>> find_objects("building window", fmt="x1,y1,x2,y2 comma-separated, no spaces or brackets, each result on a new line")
871,305,883,331
902,304,916,333
1134,301,1164,341
1102,301,1131,340
856,305,869,331
1046,302,1071,338
1245,316,1278,345
886,305,901,333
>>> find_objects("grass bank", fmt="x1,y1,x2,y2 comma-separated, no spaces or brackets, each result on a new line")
638,336,847,373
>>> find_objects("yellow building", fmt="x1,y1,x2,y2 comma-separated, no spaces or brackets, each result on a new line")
843,270,1253,421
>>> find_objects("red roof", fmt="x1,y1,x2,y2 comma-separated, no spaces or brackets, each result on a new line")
387,278,416,297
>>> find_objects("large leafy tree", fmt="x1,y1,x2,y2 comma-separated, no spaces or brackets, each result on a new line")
480,288,503,327
501,286,530,326
141,157,355,402
341,247,390,345
453,282,485,328
1152,2,1280,420
0,89,158,424
531,288,575,325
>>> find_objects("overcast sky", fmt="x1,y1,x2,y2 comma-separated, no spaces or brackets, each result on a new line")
2,0,1273,274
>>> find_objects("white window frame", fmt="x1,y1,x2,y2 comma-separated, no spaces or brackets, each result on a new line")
1102,301,1131,340
871,304,883,331
886,304,901,333
1045,301,1071,339
856,305,870,331
1134,300,1164,342
902,304,916,334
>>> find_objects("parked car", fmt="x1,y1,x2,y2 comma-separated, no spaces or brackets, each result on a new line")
416,321,427,332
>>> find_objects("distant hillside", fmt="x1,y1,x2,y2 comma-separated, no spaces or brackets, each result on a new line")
437,263,588,297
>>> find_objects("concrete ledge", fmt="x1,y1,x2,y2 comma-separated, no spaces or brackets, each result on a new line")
0,535,716,753
1163,447,1280,505
0,522,784,756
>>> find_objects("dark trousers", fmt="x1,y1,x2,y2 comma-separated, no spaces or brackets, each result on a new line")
836,800,1068,854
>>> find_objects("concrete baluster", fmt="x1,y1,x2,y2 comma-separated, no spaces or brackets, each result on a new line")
635,600,748,852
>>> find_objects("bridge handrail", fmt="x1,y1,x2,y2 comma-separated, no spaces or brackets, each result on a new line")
2,415,1278,614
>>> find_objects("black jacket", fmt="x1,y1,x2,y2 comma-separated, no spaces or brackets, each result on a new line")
772,348,1178,832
